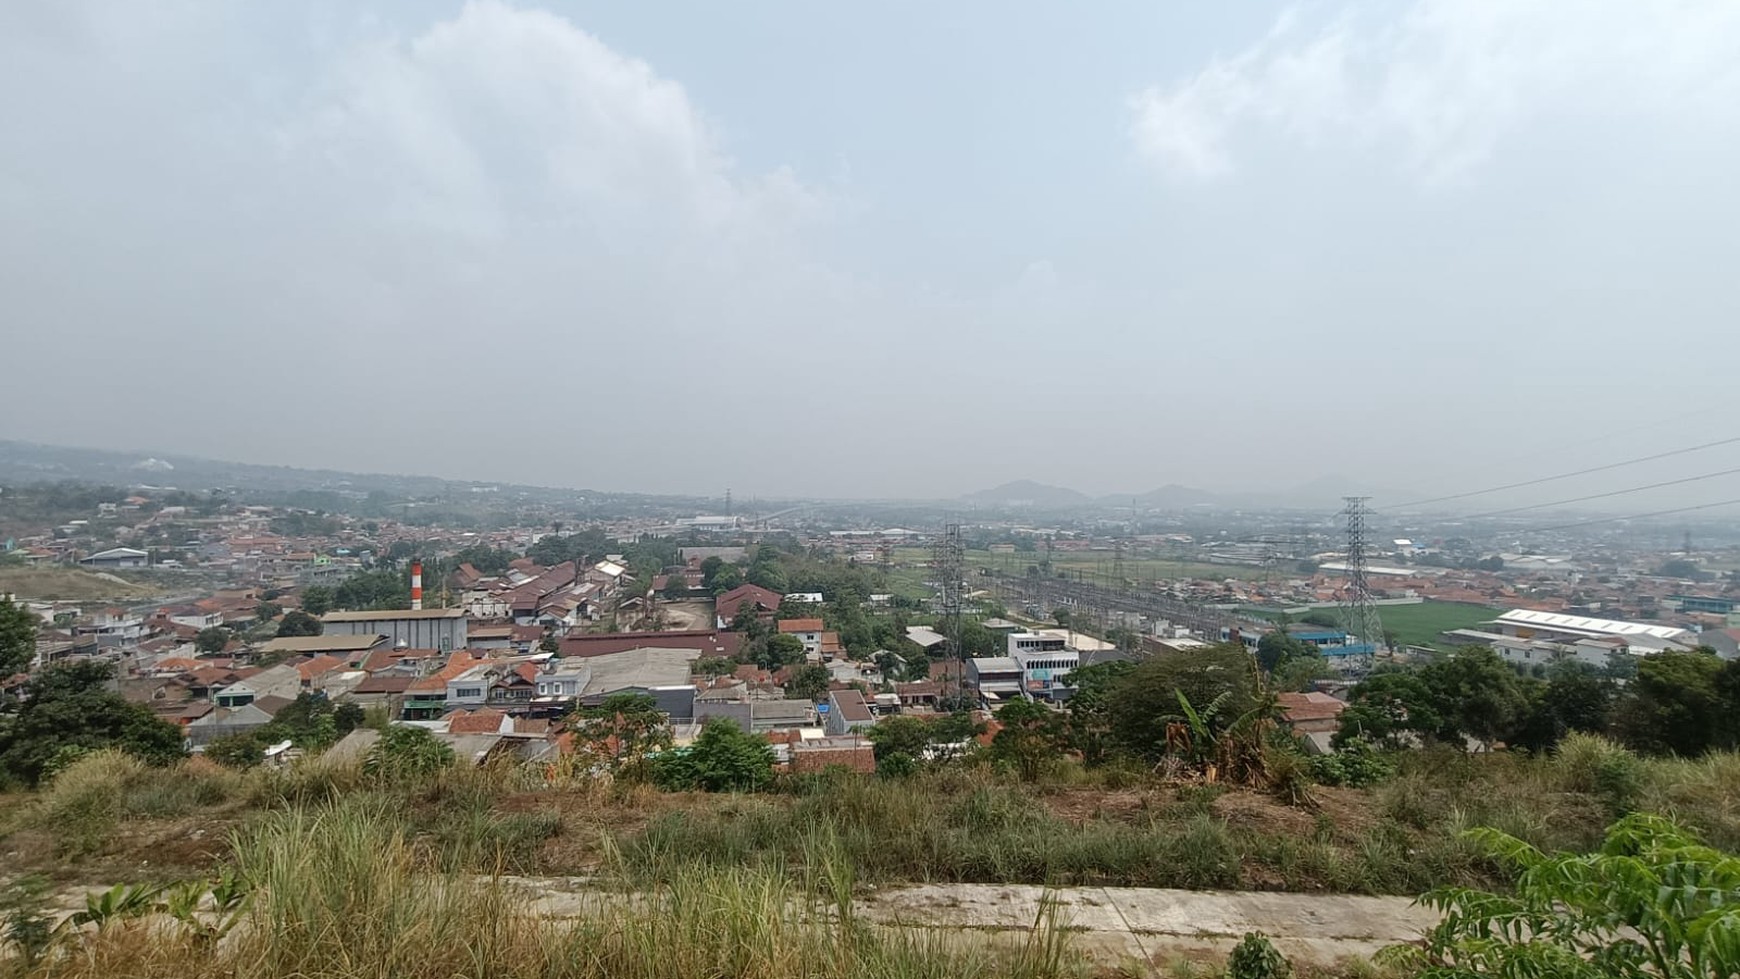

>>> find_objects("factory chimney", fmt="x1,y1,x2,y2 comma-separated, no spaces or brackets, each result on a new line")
411,561,423,610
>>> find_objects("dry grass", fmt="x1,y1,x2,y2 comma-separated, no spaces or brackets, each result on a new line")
7,800,1091,979
0,568,160,602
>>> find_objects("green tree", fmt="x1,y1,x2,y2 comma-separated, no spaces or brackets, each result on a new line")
699,556,725,585
0,661,185,786
1392,813,1740,978
783,664,830,702
1063,659,1136,765
0,597,38,677
990,699,1068,781
1335,671,1443,749
570,693,672,783
1255,629,1316,673
263,693,340,749
745,558,788,593
1419,647,1530,749
1270,654,1333,694
660,574,690,600
755,633,807,670
1657,558,1701,579
710,564,744,595
652,717,774,792
194,627,233,654
692,656,736,678
1612,650,1735,757
1511,662,1616,753
333,569,410,611
1105,644,1259,762
452,545,516,575
299,586,334,618
203,732,266,770
333,702,365,736
865,714,934,772
254,602,282,622
275,610,322,638
1298,610,1340,628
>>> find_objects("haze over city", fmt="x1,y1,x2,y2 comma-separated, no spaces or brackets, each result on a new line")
4,1,1738,505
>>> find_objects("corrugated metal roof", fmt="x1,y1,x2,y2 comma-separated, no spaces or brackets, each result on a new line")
1494,609,1691,641
322,608,466,622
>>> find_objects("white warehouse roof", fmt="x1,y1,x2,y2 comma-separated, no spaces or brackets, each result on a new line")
1492,609,1692,642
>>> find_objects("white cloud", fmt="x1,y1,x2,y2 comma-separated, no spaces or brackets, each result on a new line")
279,1,829,242
1129,0,1740,182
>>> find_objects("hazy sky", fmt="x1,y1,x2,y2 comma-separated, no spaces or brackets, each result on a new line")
4,1,1739,505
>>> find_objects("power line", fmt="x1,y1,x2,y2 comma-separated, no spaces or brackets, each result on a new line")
1457,466,1740,520
1450,401,1727,474
1385,435,1740,510
1496,497,1740,536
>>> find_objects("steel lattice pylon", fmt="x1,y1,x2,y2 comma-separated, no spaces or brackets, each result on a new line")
1339,497,1385,660
933,523,966,703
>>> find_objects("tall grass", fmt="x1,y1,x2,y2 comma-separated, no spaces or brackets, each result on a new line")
13,800,1088,979
622,773,1247,890
28,751,244,856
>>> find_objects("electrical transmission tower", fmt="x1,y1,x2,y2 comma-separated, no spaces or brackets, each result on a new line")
933,523,966,703
1339,497,1385,661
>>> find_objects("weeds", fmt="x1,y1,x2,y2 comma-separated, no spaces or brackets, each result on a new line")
4,801,1088,979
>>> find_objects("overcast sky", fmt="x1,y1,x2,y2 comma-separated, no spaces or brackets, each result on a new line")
4,1,1739,506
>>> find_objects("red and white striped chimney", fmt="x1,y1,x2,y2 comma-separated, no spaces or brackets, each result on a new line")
410,561,423,610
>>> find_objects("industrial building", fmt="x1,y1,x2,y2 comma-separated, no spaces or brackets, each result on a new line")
321,607,469,651
1442,608,1696,668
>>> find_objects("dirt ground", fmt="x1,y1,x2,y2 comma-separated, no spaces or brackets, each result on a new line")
657,600,716,631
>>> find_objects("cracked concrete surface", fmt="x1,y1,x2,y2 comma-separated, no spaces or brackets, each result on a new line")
856,883,1438,966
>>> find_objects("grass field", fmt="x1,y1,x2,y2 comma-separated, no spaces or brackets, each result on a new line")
0,567,163,603
1369,601,1500,649
1244,600,1501,650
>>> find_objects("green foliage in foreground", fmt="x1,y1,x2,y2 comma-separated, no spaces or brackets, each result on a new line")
1389,813,1740,978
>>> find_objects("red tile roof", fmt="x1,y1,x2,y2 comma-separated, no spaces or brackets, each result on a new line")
1275,692,1346,725
447,708,508,735
779,619,825,633
714,584,782,624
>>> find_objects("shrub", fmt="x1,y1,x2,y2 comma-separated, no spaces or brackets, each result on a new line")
651,718,773,793
1308,738,1394,788
35,750,142,856
1554,732,1642,816
1387,813,1740,978
1228,932,1293,979
363,725,455,783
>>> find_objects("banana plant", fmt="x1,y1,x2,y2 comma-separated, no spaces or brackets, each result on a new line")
162,872,251,950
70,883,162,929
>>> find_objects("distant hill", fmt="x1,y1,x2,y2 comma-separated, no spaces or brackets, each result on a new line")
962,480,1091,507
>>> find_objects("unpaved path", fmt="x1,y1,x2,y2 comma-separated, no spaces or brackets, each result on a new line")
509,877,1436,968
